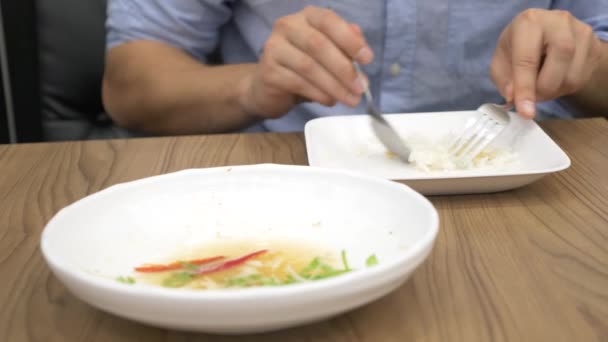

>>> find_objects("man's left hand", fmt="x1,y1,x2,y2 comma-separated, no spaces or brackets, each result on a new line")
490,9,604,119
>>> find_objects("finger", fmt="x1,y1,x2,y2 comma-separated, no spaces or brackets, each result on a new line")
536,18,575,101
589,33,605,65
505,81,514,101
274,39,361,107
349,23,363,36
511,15,543,118
562,23,596,96
304,6,373,64
285,23,364,95
263,62,336,107
490,29,514,102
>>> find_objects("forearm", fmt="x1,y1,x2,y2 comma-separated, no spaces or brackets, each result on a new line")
102,40,259,135
568,41,608,117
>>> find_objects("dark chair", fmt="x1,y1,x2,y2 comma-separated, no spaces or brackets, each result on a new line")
0,0,41,143
0,0,135,143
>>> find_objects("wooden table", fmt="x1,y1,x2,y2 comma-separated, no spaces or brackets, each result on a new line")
1,118,606,341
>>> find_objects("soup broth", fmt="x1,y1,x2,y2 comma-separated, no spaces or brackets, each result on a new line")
133,240,349,290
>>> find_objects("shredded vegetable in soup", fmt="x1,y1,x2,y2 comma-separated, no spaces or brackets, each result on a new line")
119,241,378,290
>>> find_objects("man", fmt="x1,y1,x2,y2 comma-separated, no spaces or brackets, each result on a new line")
103,1,608,135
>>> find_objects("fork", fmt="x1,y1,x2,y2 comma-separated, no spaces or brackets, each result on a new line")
449,103,513,162
353,62,412,162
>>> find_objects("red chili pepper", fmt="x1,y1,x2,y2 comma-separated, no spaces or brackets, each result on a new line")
134,256,225,273
196,250,268,276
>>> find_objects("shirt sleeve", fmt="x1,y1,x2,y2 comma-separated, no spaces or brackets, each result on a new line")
106,0,232,61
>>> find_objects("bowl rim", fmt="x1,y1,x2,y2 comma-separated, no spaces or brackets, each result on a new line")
40,164,439,302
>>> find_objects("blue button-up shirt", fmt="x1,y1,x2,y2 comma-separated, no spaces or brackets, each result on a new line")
107,1,608,132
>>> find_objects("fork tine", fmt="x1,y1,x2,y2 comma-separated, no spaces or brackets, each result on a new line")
457,119,498,158
450,103,511,162
459,128,501,163
450,114,490,155
448,115,479,150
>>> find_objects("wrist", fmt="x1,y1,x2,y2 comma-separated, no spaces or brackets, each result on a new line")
236,64,264,119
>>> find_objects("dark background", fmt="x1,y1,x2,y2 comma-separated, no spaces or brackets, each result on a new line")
0,0,109,144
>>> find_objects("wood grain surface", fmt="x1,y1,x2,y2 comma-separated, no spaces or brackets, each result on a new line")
0,119,606,342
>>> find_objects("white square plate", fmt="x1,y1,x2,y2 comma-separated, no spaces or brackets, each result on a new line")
304,111,571,195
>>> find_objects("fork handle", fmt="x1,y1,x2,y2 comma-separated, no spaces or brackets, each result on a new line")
500,102,514,111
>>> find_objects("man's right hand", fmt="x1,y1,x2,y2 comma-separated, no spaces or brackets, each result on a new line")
239,6,374,119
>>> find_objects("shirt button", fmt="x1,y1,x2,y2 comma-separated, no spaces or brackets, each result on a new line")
390,63,401,76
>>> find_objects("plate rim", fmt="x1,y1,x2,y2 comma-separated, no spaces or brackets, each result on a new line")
304,112,571,181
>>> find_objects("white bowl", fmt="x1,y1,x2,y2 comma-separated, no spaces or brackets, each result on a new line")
40,164,438,334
